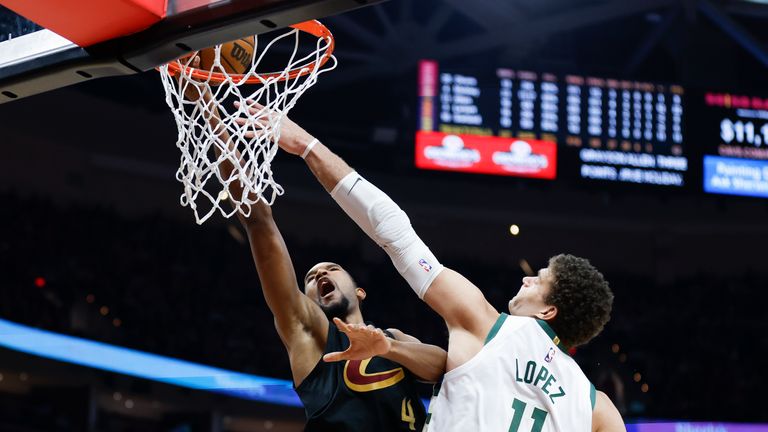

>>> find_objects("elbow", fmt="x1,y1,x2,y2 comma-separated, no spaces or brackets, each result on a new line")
422,350,448,383
418,365,446,384
421,369,445,384
370,201,413,247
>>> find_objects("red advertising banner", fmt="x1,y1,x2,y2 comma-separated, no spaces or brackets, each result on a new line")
415,131,557,179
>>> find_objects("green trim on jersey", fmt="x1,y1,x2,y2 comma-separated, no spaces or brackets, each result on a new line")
535,319,569,355
484,313,508,345
590,383,597,410
432,381,442,397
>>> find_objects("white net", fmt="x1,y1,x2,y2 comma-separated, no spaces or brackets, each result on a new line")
158,23,336,224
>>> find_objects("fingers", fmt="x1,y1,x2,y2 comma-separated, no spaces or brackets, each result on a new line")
178,54,200,69
177,55,200,79
338,322,386,338
234,116,268,128
344,323,368,334
332,317,350,333
323,350,348,363
233,103,269,125
234,116,268,140
234,100,266,116
176,55,207,102
243,99,264,111
331,318,378,336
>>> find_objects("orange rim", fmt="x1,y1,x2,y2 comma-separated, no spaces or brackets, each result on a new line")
163,20,335,84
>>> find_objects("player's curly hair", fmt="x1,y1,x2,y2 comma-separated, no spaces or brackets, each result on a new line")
545,254,613,349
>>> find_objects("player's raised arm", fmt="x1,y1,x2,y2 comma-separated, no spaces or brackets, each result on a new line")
265,110,499,340
236,204,327,347
181,72,327,370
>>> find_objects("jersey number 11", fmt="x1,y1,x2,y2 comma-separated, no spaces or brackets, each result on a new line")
509,398,549,432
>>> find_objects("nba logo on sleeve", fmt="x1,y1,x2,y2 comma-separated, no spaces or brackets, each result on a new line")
418,259,433,272
544,347,556,363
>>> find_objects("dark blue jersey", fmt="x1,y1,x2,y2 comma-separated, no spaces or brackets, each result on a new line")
295,322,427,432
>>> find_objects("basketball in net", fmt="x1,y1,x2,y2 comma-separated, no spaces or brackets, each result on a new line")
196,36,255,80
158,21,336,224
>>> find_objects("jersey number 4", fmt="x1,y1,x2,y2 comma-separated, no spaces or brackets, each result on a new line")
509,398,549,432
401,398,416,431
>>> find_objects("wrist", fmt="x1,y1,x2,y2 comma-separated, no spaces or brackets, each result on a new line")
381,338,398,359
239,204,273,227
300,138,319,159
290,132,316,156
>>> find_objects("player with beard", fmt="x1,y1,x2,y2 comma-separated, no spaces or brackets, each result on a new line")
258,255,444,431
296,261,443,431
248,107,626,431
179,70,446,431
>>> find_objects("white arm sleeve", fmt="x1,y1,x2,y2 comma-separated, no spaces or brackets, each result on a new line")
330,172,444,299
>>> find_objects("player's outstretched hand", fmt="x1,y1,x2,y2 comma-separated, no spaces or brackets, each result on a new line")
233,100,315,156
323,317,393,362
175,56,210,103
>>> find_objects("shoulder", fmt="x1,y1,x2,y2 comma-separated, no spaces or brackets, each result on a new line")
489,313,535,337
592,391,626,432
504,314,536,326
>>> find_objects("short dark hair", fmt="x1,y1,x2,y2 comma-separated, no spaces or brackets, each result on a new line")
545,254,613,348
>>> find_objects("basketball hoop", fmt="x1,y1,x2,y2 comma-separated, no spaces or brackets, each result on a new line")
158,20,336,224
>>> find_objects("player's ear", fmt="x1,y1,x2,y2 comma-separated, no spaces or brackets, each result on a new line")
535,305,557,321
355,287,367,302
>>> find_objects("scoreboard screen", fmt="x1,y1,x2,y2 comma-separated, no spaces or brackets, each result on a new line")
694,91,768,198
416,60,689,186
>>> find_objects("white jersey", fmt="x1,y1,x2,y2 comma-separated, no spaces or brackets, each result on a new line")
425,314,595,432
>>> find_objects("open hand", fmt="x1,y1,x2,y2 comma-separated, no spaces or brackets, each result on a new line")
175,55,211,103
234,100,316,156
323,317,393,362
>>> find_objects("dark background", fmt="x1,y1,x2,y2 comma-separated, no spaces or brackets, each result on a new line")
1,0,768,430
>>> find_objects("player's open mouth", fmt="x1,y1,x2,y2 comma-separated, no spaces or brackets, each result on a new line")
318,278,336,299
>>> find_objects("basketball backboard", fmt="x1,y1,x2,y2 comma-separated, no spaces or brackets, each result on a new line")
0,0,382,103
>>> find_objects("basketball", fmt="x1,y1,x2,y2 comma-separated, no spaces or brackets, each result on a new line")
197,36,255,76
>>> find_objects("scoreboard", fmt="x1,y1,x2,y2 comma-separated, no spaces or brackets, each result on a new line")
694,91,768,198
416,60,689,186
